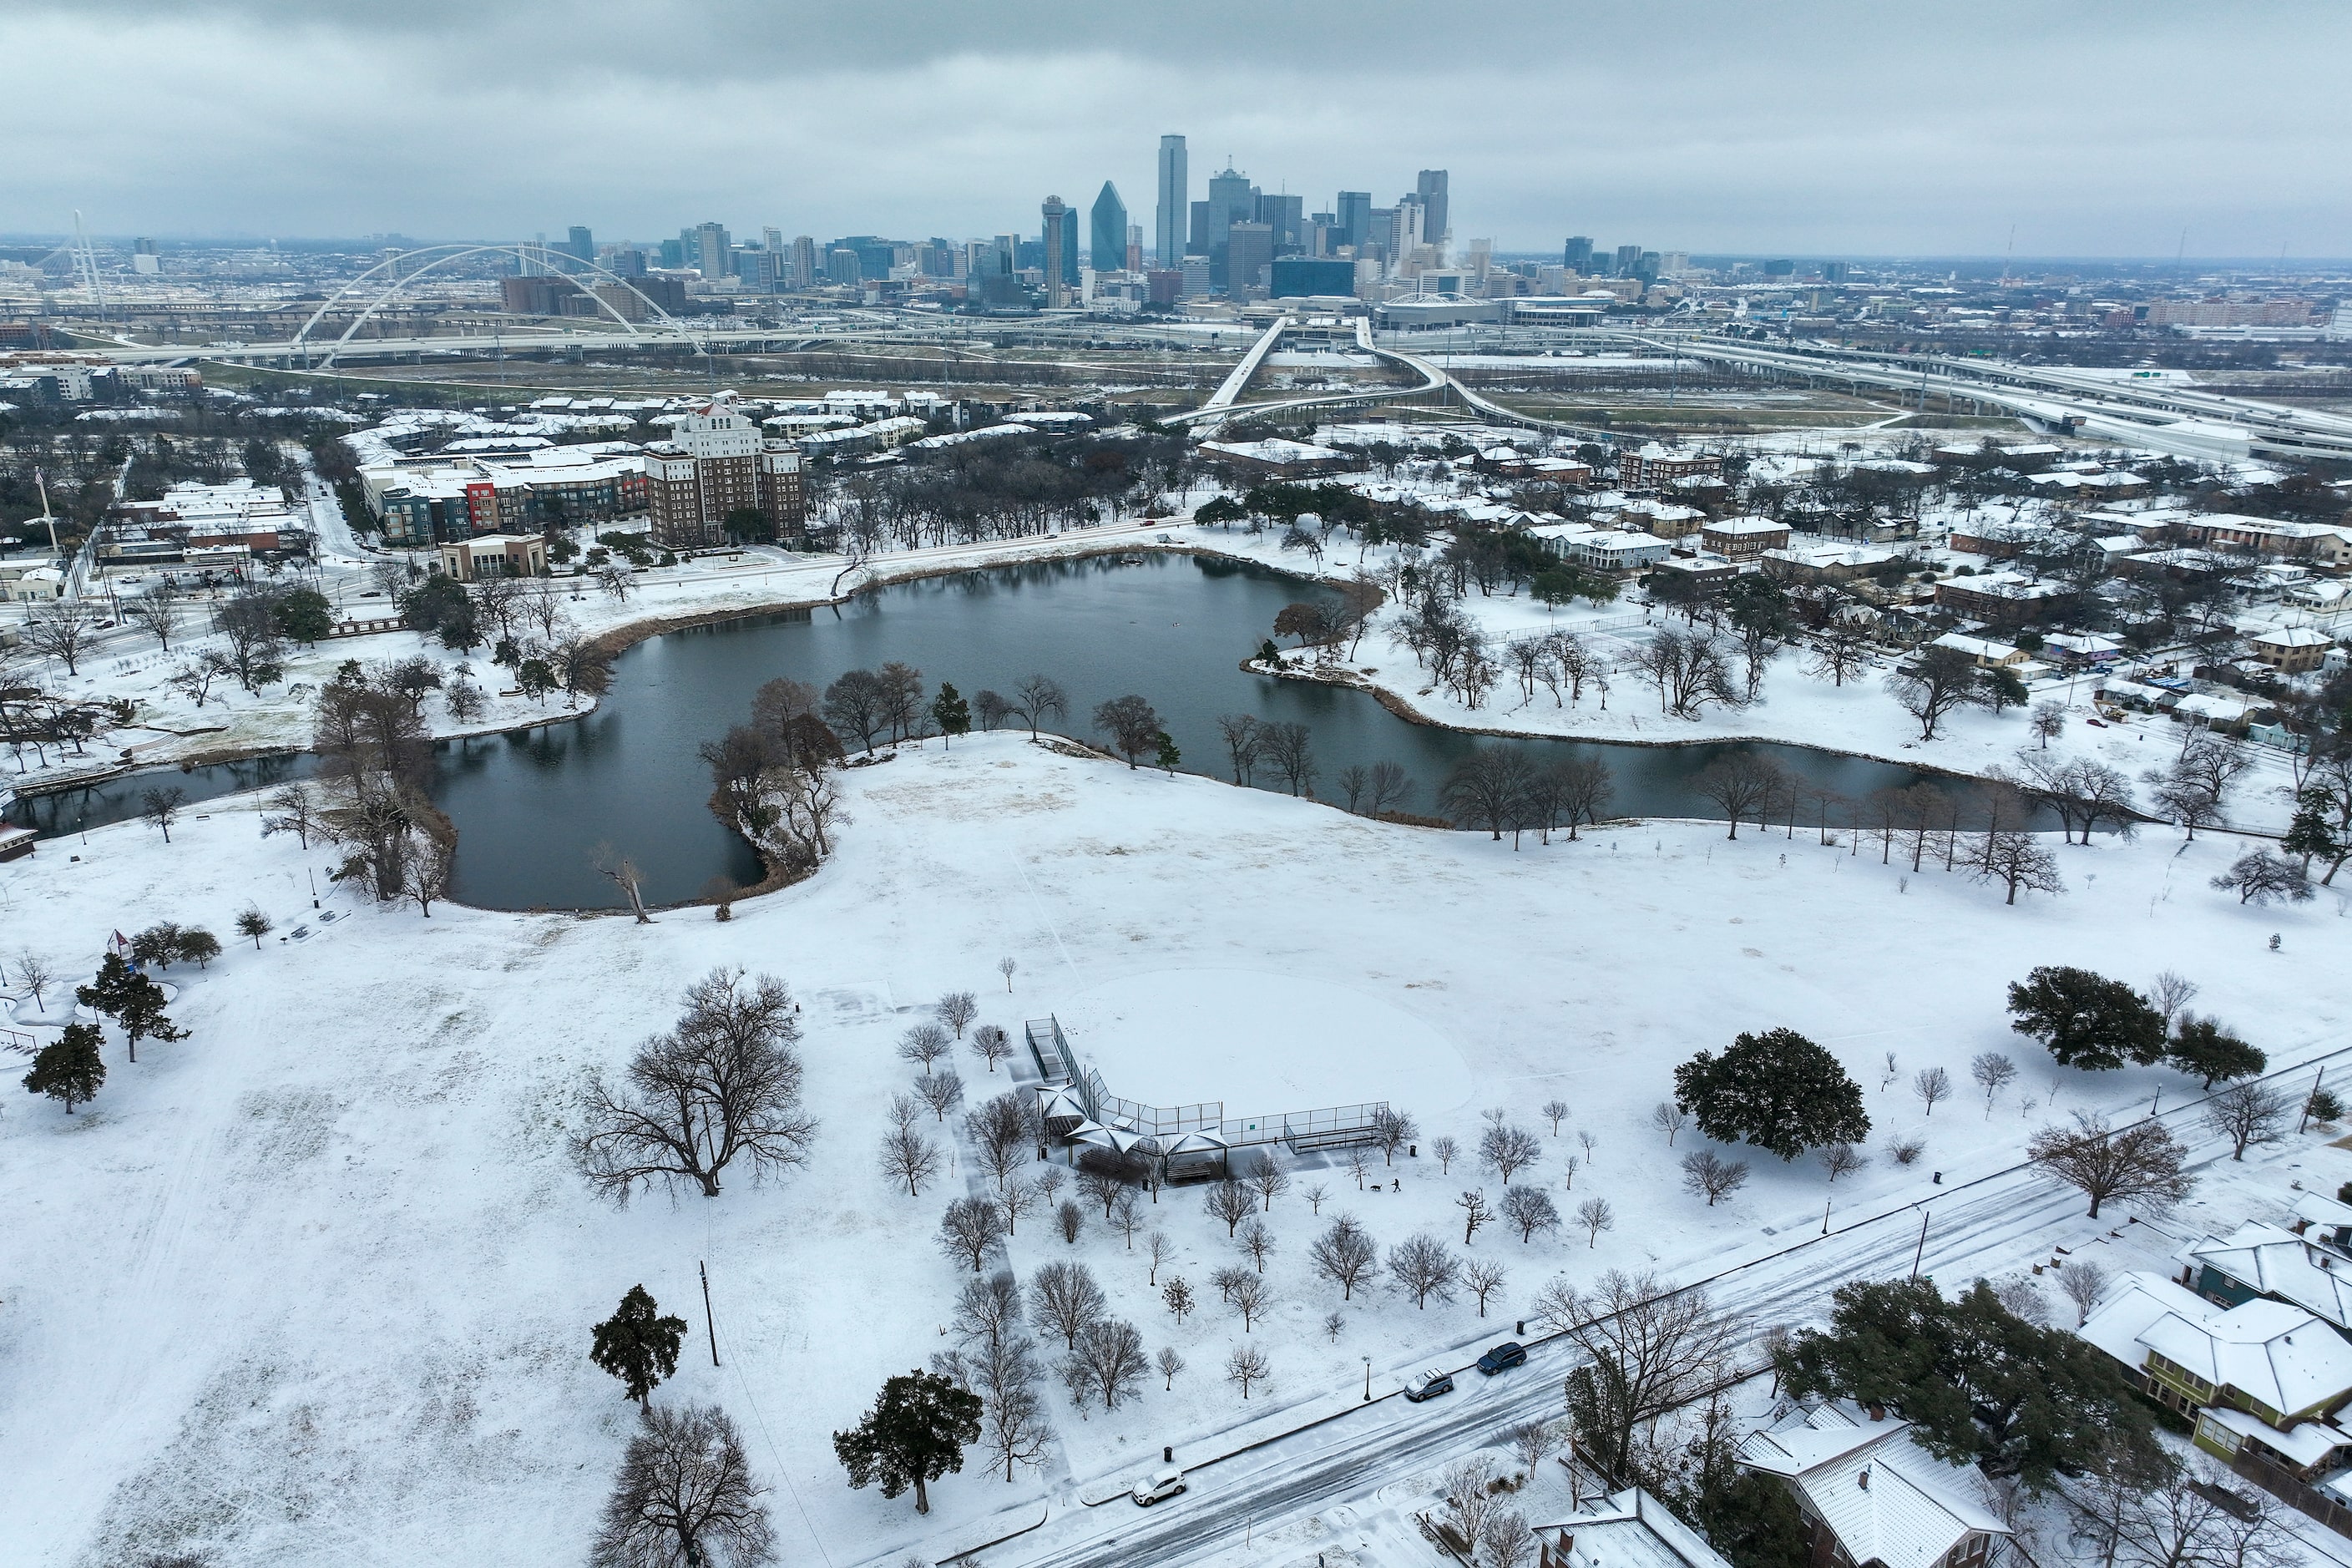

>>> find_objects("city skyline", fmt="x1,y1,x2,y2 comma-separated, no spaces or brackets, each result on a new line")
5,0,2349,256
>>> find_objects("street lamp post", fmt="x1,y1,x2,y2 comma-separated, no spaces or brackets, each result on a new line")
1361,1355,1371,1402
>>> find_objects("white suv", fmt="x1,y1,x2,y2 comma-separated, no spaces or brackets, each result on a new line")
1132,1467,1187,1506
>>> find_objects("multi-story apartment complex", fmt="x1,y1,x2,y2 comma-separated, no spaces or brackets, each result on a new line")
644,398,806,549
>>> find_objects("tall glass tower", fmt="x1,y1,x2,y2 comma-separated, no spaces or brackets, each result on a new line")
1155,134,1188,268
1090,182,1128,273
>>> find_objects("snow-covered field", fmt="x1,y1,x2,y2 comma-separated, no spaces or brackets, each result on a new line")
3,731,2343,1567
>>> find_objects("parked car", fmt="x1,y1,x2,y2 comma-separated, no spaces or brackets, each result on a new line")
1475,1342,1526,1375
1403,1368,1454,1402
1132,1466,1187,1506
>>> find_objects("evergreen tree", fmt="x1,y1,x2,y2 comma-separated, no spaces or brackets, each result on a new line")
832,1369,982,1515
23,1022,106,1113
78,952,188,1063
1672,1029,1869,1161
1777,1276,2157,1493
1154,731,1181,775
930,683,971,748
2284,792,2340,873
2006,966,2164,1071
2165,1017,2265,1090
590,1284,689,1404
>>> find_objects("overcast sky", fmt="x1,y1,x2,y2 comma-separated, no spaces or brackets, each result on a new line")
6,0,2348,258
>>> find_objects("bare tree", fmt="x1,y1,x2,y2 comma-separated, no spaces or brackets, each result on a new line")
1970,830,2065,905
1387,1232,1460,1308
1225,1343,1272,1399
1532,1269,1743,1485
969,1022,1013,1073
1576,1196,1616,1247
916,1070,965,1123
1156,1346,1184,1390
1063,1319,1147,1410
2142,974,2203,1044
888,1093,924,1133
1482,1512,1537,1568
573,970,817,1201
1372,1107,1417,1166
2203,1079,2294,1161
2070,1457,2294,1568
1145,1230,1173,1286
1429,1135,1459,1174
1820,1143,1868,1183
1457,1187,1495,1244
127,588,180,651
2027,1112,2193,1218
1578,1129,1598,1166
999,1175,1044,1237
1885,645,1985,741
938,1196,1007,1272
1310,1215,1378,1300
1692,751,1783,840
995,955,1018,992
1215,712,1263,784
899,1022,953,1071
591,841,655,923
1502,1186,1561,1243
10,948,58,1014
1649,1101,1690,1146
2052,1260,2111,1328
1368,760,1416,816
1011,674,1070,739
936,991,979,1039
1970,1051,2018,1115
590,1401,776,1568
1229,1272,1273,1331
20,599,99,675
1629,629,1743,718
139,785,187,843
1107,1186,1145,1249
1243,1150,1292,1210
1233,1218,1276,1275
964,1094,1031,1190
879,1125,942,1197
1344,1143,1374,1190
1304,1181,1330,1216
1680,1149,1749,1206
1444,1457,1499,1550
1480,1121,1542,1183
1510,1419,1562,1479
1464,1257,1509,1318
1204,1177,1255,1237
1260,720,1318,796
1914,1065,1952,1117
1031,1261,1105,1352
1535,1099,1570,1136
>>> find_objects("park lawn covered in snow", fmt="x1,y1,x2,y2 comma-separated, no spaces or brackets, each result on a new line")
1,731,2344,1566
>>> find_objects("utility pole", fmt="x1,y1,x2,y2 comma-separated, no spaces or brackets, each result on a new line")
1910,1210,1930,1281
700,1259,720,1367
2301,1068,2325,1136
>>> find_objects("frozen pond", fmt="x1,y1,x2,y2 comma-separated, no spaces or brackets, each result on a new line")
13,554,1998,909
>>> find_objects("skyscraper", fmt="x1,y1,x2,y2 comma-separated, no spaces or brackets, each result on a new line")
1156,135,1188,268
1414,170,1449,250
1041,196,1070,306
1204,164,1253,286
1225,221,1273,298
1563,235,1594,273
790,236,817,287
762,226,783,255
695,222,732,279
1613,243,1642,278
1336,192,1372,253
1090,182,1127,273
566,225,594,266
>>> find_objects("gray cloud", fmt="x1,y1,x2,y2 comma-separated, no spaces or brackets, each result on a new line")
6,0,2348,255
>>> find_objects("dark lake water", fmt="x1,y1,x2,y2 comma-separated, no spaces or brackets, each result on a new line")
11,555,1995,910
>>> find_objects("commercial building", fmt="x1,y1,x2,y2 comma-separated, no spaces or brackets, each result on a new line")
1270,257,1356,299
437,534,547,582
1090,182,1127,273
1225,222,1273,298
642,397,806,550
1414,169,1449,251
1156,134,1188,269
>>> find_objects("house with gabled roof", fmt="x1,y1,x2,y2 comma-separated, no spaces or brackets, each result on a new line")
2076,1269,2352,1476
2181,1221,2352,1337
1736,1401,2009,1568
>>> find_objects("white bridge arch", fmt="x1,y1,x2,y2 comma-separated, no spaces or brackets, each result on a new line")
290,243,701,370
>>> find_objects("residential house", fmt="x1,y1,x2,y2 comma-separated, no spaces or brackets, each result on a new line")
2182,1222,2352,1337
1932,571,2069,629
1621,499,1708,540
1930,633,2028,669
2076,1270,2352,1471
1534,1486,1737,1568
1760,544,1901,586
2249,628,2333,674
1737,1401,2010,1568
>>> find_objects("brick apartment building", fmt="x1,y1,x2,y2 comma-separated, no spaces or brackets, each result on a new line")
645,397,807,549
1616,442,1723,491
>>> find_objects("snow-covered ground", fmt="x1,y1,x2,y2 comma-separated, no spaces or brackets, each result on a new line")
3,731,2344,1566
